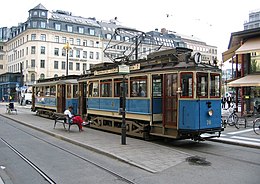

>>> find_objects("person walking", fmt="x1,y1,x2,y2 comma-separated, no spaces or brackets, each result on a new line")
227,96,231,109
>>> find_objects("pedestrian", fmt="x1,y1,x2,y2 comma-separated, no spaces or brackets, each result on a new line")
221,96,226,109
64,106,85,131
2,97,4,102
227,96,231,109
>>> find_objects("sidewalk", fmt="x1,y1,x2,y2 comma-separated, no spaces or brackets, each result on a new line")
0,103,259,173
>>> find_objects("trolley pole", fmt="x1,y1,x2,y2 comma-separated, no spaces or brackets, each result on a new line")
121,74,126,145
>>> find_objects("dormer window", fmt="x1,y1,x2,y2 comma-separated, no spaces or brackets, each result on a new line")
41,11,46,16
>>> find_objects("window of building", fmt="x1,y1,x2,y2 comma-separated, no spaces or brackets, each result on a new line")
41,22,46,28
69,62,73,70
31,73,35,82
106,34,112,39
89,51,94,59
69,50,73,57
83,40,87,46
83,51,87,58
76,39,80,45
31,46,36,54
79,27,84,34
40,34,46,41
55,24,61,30
0,64,3,69
76,50,80,58
62,37,66,43
40,60,45,68
89,40,94,47
89,29,95,35
76,63,80,71
31,34,36,40
62,49,66,56
96,52,99,60
54,74,58,78
54,48,59,56
83,63,87,71
181,73,193,98
55,36,59,43
54,61,58,69
32,21,37,28
40,73,45,80
40,46,45,54
67,25,73,32
31,59,35,67
130,76,147,97
62,61,65,70
116,35,121,41
69,38,74,45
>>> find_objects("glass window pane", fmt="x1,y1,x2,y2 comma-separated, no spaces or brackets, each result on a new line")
181,73,193,97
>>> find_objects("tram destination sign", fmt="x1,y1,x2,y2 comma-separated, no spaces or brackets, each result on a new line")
94,63,140,76
118,64,130,74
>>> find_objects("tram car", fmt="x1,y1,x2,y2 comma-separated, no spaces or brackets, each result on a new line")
78,47,223,140
31,75,80,118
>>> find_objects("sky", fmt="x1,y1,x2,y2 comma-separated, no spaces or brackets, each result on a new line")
0,0,259,64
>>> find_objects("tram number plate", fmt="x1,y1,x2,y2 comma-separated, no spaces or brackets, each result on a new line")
207,120,212,125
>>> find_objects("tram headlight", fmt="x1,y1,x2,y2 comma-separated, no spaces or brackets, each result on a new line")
208,109,214,116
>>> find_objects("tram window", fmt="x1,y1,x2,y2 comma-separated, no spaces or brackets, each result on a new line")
73,85,78,98
89,81,99,97
45,86,50,96
67,85,72,98
130,76,147,97
181,73,193,97
50,86,56,96
210,74,220,97
197,73,208,98
100,79,112,97
114,78,128,97
152,76,162,97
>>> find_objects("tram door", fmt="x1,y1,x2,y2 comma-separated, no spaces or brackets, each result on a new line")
78,82,87,116
57,84,66,113
162,74,178,128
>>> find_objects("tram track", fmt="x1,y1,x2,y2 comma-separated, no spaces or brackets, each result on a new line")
1,118,137,184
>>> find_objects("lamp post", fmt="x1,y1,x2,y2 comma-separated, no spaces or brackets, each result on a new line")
63,42,71,76
118,63,130,145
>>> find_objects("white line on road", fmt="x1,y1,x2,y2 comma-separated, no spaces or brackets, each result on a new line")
214,137,260,147
231,136,260,142
227,128,254,135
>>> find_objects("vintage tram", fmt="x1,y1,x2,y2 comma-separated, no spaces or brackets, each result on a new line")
78,47,223,140
31,75,80,118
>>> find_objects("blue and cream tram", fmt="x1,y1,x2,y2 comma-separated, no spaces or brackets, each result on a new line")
31,75,80,117
79,48,223,140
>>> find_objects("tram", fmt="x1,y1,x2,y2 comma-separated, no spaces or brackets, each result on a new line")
31,75,80,118
78,47,223,140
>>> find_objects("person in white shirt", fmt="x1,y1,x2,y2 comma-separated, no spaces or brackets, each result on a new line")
64,106,85,131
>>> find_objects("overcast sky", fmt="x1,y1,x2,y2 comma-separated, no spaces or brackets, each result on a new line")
0,0,259,62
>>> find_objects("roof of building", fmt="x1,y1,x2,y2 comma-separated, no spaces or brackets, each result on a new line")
30,3,47,11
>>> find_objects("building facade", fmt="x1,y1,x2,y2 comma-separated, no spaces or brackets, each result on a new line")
244,9,260,30
2,3,218,86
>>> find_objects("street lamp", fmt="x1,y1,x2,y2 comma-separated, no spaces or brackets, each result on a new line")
63,42,71,76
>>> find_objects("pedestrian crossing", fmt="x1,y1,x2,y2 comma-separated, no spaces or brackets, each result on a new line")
212,130,260,148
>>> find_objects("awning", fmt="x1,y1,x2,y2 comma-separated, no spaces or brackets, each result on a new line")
227,75,260,87
235,37,260,54
222,44,240,62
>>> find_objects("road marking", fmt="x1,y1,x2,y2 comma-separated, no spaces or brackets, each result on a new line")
227,128,254,135
231,136,260,142
214,137,260,147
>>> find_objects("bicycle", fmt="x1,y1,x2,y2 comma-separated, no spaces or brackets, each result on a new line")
221,105,239,129
253,117,260,135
